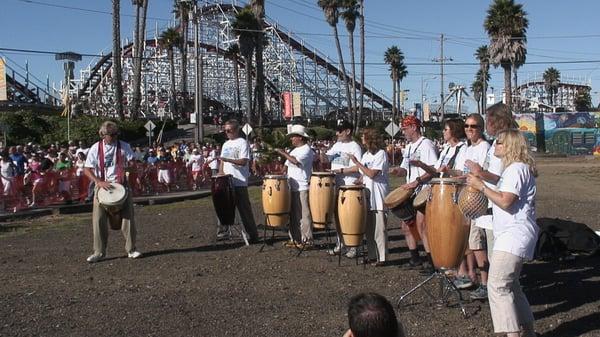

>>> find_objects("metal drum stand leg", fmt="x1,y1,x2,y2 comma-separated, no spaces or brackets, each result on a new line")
397,268,467,317
259,213,277,253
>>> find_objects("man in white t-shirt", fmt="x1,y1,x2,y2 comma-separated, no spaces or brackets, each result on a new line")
218,119,259,243
207,146,220,176
275,125,314,247
83,121,141,263
390,116,438,272
320,120,362,257
188,148,204,190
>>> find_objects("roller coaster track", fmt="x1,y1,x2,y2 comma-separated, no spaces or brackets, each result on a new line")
74,2,392,119
0,59,61,107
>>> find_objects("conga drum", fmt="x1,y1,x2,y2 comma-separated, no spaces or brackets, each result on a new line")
262,175,291,227
309,172,335,229
425,178,469,269
458,186,488,219
97,183,128,230
211,174,236,226
337,185,367,247
412,185,430,212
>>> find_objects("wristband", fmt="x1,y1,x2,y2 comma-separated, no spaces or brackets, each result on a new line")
340,168,344,174
416,177,422,185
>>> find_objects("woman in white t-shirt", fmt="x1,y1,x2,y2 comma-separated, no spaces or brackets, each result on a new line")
466,129,538,337
188,148,204,190
347,128,389,265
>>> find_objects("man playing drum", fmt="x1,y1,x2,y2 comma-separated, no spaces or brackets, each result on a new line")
275,125,314,248
389,116,438,272
84,121,141,263
218,119,260,244
320,120,362,258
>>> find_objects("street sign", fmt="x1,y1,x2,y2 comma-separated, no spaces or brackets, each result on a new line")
242,123,253,136
385,122,399,137
146,131,154,137
144,120,156,131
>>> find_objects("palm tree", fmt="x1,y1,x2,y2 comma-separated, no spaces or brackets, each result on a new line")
574,88,591,111
358,0,365,127
471,79,484,115
512,42,526,111
384,46,406,121
131,0,149,119
395,63,408,114
174,0,195,111
112,0,124,120
225,44,242,113
251,0,265,128
484,0,528,114
342,0,359,127
543,67,560,106
318,0,353,116
232,6,260,123
159,28,183,118
474,45,490,114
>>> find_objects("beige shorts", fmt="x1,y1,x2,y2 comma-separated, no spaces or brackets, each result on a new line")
468,220,486,250
158,169,172,184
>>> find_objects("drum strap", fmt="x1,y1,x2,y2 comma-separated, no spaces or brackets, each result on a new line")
446,144,464,169
407,138,424,181
98,140,123,183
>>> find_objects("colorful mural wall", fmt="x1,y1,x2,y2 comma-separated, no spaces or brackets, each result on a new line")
515,112,600,156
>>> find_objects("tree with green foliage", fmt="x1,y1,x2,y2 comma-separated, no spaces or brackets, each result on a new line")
484,0,528,113
543,67,560,106
112,0,125,120
341,0,359,126
232,6,260,124
159,28,183,118
474,45,490,114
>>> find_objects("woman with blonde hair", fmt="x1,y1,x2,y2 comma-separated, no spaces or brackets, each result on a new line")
466,129,537,337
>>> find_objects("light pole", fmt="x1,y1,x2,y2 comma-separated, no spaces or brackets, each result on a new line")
191,1,204,144
55,51,82,142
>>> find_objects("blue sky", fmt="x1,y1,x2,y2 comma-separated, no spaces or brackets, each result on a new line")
2,0,600,111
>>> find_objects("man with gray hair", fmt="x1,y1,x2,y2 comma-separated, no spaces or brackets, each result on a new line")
84,121,141,263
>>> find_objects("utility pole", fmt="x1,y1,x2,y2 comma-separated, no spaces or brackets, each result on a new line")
193,3,204,144
432,34,452,121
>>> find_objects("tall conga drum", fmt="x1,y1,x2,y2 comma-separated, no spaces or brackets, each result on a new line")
262,175,291,227
309,172,335,229
337,185,367,247
211,174,236,226
425,178,469,269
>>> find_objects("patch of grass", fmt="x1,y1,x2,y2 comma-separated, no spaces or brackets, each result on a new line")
0,213,89,238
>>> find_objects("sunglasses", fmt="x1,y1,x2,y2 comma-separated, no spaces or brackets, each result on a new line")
464,124,480,129
496,141,504,145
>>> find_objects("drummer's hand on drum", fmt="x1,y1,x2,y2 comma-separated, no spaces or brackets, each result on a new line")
389,167,401,176
401,180,419,190
437,165,449,174
96,180,113,190
465,160,482,176
466,173,484,191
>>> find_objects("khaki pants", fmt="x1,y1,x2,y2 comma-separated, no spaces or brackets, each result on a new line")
234,186,259,241
92,188,136,255
366,210,387,262
488,250,534,333
289,190,313,243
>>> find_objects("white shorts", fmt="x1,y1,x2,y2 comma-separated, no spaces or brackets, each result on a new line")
158,169,172,184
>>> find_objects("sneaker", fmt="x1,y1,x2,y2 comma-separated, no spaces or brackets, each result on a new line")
284,240,299,248
327,245,342,256
216,231,229,239
469,285,488,300
404,258,422,269
453,276,474,289
345,247,358,259
128,251,142,259
86,253,105,263
419,261,435,275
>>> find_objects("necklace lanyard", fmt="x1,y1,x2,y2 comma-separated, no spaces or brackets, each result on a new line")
98,140,123,183
407,138,424,181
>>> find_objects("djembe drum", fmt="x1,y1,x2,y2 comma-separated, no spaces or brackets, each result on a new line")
211,174,236,226
309,172,335,229
384,186,420,241
97,182,128,230
412,185,431,212
425,177,470,269
262,175,291,227
337,185,367,247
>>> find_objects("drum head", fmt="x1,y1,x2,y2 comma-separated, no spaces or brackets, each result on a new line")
312,171,335,177
264,174,287,180
429,177,464,185
97,183,127,207
339,185,364,191
211,173,232,179
384,186,414,209
413,185,431,208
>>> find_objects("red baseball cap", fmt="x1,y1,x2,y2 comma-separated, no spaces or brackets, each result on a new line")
401,115,422,128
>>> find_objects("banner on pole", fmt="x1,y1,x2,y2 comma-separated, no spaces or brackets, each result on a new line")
282,92,292,120
0,58,7,101
292,92,302,117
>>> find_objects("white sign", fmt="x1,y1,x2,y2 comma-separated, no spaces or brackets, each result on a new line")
385,122,400,137
190,113,197,124
144,120,156,131
145,131,154,137
242,123,253,136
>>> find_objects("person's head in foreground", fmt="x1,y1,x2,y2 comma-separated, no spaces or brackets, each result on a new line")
344,293,405,337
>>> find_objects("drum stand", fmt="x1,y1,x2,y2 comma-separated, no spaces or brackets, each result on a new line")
215,212,249,246
258,213,279,253
396,268,467,317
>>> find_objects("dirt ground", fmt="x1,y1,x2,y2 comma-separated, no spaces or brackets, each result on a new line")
1,156,599,337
